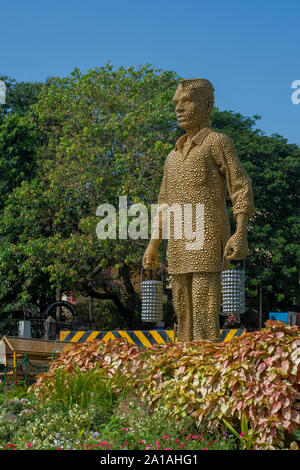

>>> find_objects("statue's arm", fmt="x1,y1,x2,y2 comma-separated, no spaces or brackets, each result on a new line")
215,133,255,221
142,164,168,268
213,134,255,260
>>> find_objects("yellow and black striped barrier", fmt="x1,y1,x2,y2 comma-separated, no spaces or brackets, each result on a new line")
59,329,246,349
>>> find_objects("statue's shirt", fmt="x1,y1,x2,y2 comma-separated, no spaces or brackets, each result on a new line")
157,127,255,273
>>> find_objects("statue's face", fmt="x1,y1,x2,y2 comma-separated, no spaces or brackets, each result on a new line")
173,86,212,130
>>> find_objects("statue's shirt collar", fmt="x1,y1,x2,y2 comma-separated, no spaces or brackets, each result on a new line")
175,127,213,156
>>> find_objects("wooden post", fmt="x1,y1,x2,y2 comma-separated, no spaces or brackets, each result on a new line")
24,354,28,386
13,352,17,385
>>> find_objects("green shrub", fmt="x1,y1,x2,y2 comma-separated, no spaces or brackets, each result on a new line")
41,366,126,408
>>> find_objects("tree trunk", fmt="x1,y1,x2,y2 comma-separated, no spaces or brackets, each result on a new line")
81,264,137,329
120,264,137,330
85,288,131,327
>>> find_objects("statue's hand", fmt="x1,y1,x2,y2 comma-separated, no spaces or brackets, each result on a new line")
142,243,160,269
224,232,249,261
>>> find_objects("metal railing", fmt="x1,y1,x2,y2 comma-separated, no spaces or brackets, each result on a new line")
0,318,45,339
0,318,98,341
0,353,55,386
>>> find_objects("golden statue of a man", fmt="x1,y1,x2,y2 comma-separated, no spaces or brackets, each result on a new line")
143,79,255,343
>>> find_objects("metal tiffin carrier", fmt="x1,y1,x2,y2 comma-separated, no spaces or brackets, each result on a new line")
221,260,246,316
141,265,164,323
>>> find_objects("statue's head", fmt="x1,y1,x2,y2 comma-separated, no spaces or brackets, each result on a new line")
173,78,214,130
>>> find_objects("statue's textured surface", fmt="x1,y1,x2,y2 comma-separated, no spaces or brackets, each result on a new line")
143,79,255,342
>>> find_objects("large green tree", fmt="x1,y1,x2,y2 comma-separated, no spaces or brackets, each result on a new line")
0,77,43,317
0,64,180,326
0,64,298,328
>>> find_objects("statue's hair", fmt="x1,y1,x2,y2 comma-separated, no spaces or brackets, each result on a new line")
178,78,215,108
180,78,214,92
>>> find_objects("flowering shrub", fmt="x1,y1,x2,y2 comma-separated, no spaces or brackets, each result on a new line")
0,430,235,451
0,393,236,450
0,401,97,450
30,320,300,449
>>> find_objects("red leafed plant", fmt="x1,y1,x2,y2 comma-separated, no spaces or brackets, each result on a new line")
136,321,300,449
29,338,142,397
30,321,300,449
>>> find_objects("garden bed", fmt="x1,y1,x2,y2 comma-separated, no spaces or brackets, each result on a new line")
0,320,299,450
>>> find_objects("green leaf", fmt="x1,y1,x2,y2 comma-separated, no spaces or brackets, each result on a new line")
241,412,249,435
223,419,242,441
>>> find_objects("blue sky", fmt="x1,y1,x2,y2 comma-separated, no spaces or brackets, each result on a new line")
1,0,299,145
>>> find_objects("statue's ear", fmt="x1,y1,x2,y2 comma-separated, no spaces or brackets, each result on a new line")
207,98,213,113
